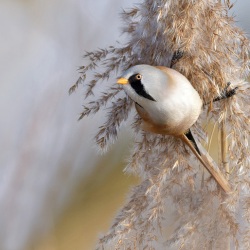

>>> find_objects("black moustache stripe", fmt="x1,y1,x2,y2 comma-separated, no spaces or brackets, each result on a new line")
129,75,156,101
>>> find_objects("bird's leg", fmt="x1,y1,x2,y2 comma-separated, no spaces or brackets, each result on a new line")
170,50,184,68
205,82,238,106
178,134,231,193
170,51,238,103
213,82,238,102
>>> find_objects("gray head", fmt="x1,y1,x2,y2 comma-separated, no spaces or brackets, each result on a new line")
117,64,169,105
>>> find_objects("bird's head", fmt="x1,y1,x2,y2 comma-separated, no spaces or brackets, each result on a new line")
117,64,169,106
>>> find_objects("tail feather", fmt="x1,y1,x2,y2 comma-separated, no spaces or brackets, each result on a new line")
185,129,201,155
179,133,231,193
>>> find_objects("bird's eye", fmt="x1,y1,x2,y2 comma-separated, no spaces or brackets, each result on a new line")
135,74,142,80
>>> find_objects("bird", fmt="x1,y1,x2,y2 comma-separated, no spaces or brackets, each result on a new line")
117,64,231,193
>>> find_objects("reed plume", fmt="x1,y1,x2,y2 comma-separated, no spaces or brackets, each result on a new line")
71,0,250,248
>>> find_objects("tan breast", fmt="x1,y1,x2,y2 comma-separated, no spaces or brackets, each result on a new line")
135,103,194,136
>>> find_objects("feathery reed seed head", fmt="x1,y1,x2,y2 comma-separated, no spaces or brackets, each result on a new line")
70,0,250,248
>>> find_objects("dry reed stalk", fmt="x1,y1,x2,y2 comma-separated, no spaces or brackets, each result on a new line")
221,111,231,250
71,0,250,249
221,109,230,180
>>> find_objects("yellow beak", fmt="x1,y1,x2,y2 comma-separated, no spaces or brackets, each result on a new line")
117,77,128,85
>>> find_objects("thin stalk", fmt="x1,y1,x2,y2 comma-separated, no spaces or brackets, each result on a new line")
221,109,230,180
220,109,230,250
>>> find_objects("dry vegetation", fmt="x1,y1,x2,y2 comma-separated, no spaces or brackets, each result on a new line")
71,0,250,249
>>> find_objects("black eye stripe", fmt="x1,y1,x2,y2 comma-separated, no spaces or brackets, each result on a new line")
129,74,156,101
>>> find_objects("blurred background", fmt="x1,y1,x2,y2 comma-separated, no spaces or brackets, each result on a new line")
0,1,249,249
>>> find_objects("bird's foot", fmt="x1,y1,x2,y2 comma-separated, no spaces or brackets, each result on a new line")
213,82,238,103
170,50,184,68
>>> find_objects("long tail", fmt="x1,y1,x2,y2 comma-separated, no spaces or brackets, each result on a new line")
178,133,231,193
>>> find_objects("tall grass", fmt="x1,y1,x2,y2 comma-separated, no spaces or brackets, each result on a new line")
72,0,250,248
